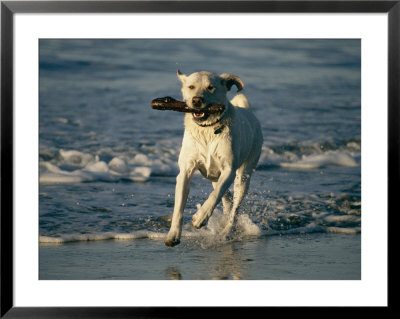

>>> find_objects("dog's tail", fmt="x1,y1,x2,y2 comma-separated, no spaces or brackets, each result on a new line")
230,93,250,109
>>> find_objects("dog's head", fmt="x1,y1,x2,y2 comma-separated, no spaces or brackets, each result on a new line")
177,70,244,125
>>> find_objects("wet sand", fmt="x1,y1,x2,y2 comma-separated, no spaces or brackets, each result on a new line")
39,232,361,280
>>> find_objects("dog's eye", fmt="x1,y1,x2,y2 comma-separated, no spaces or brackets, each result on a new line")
207,85,215,92
188,85,195,90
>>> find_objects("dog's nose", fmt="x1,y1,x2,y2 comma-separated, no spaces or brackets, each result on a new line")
192,96,204,108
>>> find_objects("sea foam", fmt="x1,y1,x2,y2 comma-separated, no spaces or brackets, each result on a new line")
280,151,358,169
39,147,177,184
40,142,360,184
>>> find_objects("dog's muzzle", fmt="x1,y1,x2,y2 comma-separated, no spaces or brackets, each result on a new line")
192,96,204,108
190,96,209,121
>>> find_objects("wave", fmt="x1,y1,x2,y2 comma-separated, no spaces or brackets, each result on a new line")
39,208,360,246
39,224,360,245
39,145,179,184
258,138,360,170
279,152,358,169
39,138,360,184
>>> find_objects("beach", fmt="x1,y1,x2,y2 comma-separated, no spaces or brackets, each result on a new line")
40,232,360,280
39,39,361,280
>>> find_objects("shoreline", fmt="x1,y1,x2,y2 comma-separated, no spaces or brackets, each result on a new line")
40,232,361,280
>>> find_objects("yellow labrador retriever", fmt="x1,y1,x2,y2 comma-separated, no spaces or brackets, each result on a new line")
165,70,263,247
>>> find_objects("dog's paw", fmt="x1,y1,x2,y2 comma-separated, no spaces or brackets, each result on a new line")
165,232,181,247
192,214,208,229
165,238,180,247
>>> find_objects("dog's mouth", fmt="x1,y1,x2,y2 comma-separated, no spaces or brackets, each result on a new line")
189,104,224,123
191,110,212,122
193,112,206,119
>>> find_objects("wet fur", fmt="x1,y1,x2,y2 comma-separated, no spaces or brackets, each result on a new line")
165,71,263,247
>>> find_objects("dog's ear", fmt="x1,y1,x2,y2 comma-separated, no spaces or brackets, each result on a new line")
220,73,244,92
177,70,187,84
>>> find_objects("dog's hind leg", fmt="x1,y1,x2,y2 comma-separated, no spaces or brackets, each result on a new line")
212,182,233,215
192,168,235,229
220,169,252,238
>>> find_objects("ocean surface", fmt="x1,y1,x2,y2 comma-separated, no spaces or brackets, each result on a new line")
39,39,361,279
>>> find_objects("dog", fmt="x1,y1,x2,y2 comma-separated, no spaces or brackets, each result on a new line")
165,70,263,247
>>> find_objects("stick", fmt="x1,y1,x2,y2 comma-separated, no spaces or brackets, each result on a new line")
151,97,224,114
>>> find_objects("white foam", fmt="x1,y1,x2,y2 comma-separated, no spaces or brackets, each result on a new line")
264,223,361,236
84,161,109,173
236,214,262,236
323,215,361,224
258,141,360,170
39,231,166,244
130,153,151,165
39,138,360,184
186,206,261,237
39,150,159,184
39,209,264,246
280,151,358,169
325,227,361,234
39,219,359,246
39,162,91,183
39,173,87,184
59,149,95,168
108,157,130,174
129,166,152,182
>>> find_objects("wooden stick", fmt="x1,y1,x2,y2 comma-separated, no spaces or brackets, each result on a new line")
151,96,224,114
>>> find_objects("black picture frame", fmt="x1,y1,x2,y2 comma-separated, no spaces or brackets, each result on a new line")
1,0,396,317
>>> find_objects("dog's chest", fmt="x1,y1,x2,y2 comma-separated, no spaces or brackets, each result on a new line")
195,140,225,181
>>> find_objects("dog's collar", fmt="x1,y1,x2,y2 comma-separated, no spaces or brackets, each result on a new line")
197,117,222,127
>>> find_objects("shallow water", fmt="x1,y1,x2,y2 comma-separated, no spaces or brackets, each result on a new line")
40,233,361,280
39,39,361,279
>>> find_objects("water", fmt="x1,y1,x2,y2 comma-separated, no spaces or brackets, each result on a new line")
39,39,361,279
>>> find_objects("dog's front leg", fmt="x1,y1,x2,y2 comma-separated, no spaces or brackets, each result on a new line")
165,167,195,247
192,168,235,229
